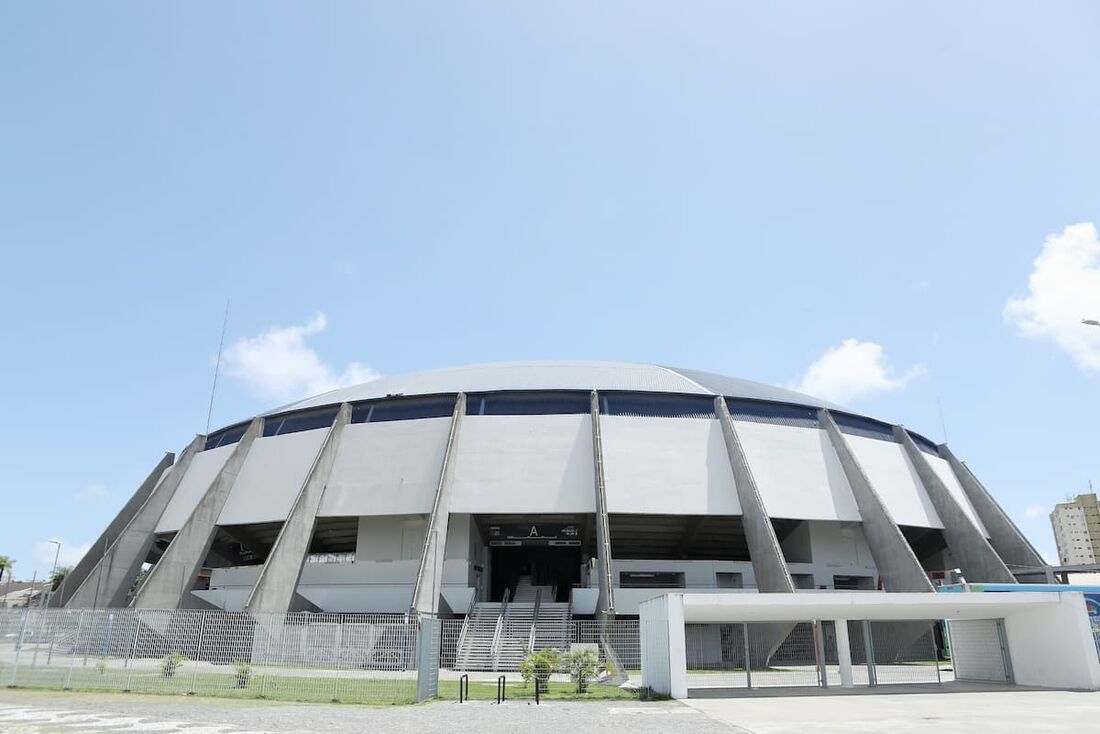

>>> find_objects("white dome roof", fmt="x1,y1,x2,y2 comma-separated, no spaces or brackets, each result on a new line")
266,360,843,415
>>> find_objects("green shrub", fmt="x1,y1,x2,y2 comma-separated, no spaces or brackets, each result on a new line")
160,651,187,678
233,659,252,688
563,648,600,693
518,647,562,694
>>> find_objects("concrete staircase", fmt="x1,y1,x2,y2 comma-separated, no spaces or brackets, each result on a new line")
511,575,551,603
495,602,536,669
454,601,503,671
454,579,573,671
531,602,572,650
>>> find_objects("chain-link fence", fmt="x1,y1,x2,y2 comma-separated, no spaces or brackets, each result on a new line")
0,609,421,704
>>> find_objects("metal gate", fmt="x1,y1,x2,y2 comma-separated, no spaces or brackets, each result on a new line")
685,619,947,692
685,621,833,690
947,619,1012,683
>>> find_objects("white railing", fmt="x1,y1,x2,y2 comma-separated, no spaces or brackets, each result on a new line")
526,588,543,652
489,590,509,669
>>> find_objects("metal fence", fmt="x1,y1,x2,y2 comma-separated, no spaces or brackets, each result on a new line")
684,619,949,691
0,609,974,701
437,617,641,673
1,609,645,702
0,608,422,704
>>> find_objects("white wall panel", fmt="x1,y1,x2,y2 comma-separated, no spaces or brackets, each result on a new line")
734,422,859,521
602,417,741,515
216,429,328,526
847,436,942,529
319,418,451,517
927,454,990,537
155,444,235,533
449,415,596,514
356,515,426,561
808,520,878,580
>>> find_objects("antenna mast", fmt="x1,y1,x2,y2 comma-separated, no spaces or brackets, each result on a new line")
936,394,949,444
205,300,230,435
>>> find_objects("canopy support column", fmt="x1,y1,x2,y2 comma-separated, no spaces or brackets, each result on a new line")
820,410,933,592
894,427,1015,583
715,397,794,593
64,436,205,609
938,444,1047,571
590,391,616,617
410,394,466,615
132,418,264,609
246,404,352,615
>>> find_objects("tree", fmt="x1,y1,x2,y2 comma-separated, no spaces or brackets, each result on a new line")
0,556,14,605
50,566,72,592
127,567,149,600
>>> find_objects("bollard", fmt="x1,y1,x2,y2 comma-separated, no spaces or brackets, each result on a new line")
459,673,469,703
535,678,540,705
496,675,506,704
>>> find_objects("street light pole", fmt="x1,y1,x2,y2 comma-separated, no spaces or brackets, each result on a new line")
42,540,61,608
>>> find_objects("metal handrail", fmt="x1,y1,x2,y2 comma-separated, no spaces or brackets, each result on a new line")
527,588,543,652
454,614,472,667
490,589,509,670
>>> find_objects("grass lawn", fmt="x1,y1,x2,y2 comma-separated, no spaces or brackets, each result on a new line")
6,666,653,705
437,679,649,702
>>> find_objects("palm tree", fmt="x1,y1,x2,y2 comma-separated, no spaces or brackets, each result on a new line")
0,556,14,607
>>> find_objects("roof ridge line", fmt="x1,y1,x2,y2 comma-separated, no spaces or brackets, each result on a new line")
656,365,712,394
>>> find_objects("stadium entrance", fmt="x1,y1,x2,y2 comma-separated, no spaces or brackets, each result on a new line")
479,516,589,603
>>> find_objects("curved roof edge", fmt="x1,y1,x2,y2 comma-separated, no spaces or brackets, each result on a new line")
259,360,846,417
664,366,845,411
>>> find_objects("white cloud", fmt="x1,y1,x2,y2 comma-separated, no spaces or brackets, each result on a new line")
793,339,925,404
1023,504,1046,519
1004,222,1100,372
74,484,109,503
223,313,380,402
34,538,91,569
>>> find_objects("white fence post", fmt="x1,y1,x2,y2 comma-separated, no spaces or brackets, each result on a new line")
63,610,86,690
835,620,854,688
190,610,207,695
814,621,828,688
8,607,32,686
743,623,752,689
124,610,140,691
862,620,877,686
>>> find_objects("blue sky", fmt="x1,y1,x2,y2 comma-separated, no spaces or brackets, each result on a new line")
2,3,1098,579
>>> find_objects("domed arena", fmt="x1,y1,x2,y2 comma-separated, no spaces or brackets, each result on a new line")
57,360,1046,627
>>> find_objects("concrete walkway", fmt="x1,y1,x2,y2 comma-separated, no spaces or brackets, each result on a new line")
683,682,1100,733
0,689,739,734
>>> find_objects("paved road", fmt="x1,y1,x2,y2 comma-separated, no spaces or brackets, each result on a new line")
7,685,1096,734
0,690,744,734
684,684,1100,733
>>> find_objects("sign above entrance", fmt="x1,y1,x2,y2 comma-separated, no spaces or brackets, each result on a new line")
487,523,581,546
